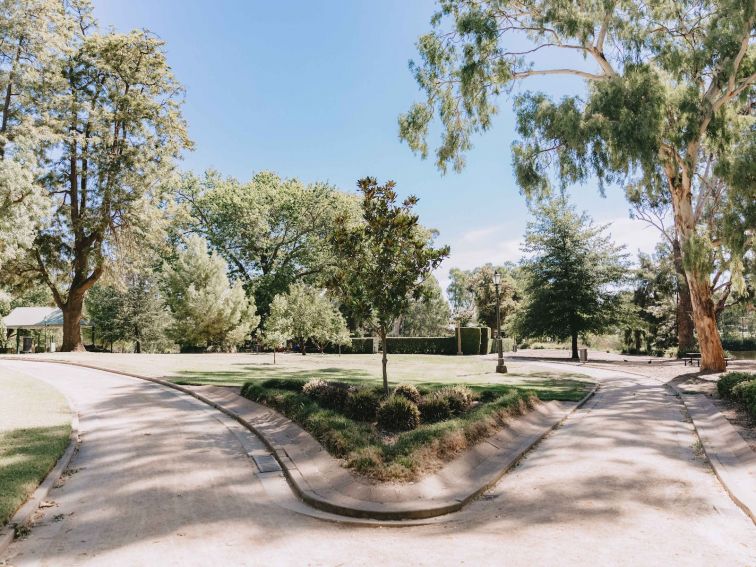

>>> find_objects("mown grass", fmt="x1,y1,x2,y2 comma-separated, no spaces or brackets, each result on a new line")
240,376,590,482
0,372,71,526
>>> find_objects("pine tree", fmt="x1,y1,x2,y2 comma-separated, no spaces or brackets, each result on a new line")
162,236,258,351
513,199,629,359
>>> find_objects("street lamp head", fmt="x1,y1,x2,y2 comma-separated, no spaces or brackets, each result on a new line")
493,270,501,286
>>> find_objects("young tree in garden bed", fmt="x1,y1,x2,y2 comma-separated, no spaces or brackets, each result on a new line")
2,3,191,351
330,177,449,395
513,198,628,360
400,0,755,371
264,282,349,355
162,236,258,351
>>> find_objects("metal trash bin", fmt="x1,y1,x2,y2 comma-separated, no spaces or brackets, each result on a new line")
579,348,588,362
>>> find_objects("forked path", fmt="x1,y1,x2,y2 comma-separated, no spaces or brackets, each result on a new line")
1,359,754,566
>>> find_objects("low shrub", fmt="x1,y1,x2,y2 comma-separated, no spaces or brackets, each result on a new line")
731,379,756,405
377,396,420,432
346,389,381,422
435,385,474,415
419,395,452,423
393,383,422,405
260,378,306,391
717,372,755,399
302,378,353,411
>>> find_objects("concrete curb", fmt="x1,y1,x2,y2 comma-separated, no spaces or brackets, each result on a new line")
0,412,79,556
9,357,597,521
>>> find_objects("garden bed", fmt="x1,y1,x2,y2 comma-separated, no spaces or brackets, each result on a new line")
240,377,583,482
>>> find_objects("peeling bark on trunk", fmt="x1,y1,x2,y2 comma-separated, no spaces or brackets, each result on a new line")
667,171,726,372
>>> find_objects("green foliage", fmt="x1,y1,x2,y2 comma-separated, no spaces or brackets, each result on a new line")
330,177,449,391
717,372,755,399
396,275,451,336
162,236,259,351
264,282,350,354
2,3,192,350
260,378,306,392
393,384,422,405
459,326,481,355
345,389,382,422
385,336,456,355
86,273,172,352
377,396,421,432
512,198,628,354
401,0,755,370
419,395,452,423
731,380,756,420
175,170,358,319
479,327,491,354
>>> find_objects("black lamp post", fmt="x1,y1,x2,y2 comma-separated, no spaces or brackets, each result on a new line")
494,270,507,373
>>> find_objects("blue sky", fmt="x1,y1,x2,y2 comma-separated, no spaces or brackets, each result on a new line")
95,0,660,288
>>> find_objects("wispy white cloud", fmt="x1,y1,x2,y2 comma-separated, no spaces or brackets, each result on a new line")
435,216,661,295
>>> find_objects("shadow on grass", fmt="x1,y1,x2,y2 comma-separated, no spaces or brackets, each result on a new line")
171,366,373,387
0,425,71,525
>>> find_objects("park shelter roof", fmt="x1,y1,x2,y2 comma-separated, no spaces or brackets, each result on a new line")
2,307,90,329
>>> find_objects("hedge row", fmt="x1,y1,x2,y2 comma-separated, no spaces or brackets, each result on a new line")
385,336,457,355
722,338,756,351
717,371,756,421
323,337,378,354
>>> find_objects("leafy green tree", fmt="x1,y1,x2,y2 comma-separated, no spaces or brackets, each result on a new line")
395,275,451,337
513,199,628,359
625,245,678,355
175,170,358,319
331,177,449,394
264,282,350,355
162,236,258,351
0,0,67,271
3,3,190,351
446,268,476,325
401,0,755,371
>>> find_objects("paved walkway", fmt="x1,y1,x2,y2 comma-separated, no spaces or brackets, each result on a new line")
1,359,755,566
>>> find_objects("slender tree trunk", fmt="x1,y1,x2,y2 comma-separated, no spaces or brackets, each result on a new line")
61,293,86,352
380,326,389,396
571,331,579,360
301,338,306,355
135,339,141,354
672,237,695,355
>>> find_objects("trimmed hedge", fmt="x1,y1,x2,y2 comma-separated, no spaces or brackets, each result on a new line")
480,327,491,354
458,327,481,355
323,337,378,354
385,336,456,355
731,380,756,420
722,338,756,351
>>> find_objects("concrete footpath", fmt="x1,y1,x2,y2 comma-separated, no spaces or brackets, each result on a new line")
2,358,755,566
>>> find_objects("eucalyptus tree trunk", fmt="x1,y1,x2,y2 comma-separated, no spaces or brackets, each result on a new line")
668,170,726,372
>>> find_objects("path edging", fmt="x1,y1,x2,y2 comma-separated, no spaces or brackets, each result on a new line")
520,356,756,526
0,412,79,556
9,357,597,521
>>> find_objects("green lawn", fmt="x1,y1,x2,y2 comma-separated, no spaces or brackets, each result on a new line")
0,371,71,526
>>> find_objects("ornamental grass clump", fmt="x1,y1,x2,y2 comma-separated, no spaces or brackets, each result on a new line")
302,378,353,411
436,385,474,415
346,389,381,422
377,396,421,432
393,383,422,405
419,395,452,423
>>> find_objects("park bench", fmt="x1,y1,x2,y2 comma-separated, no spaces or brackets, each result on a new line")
683,352,730,367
